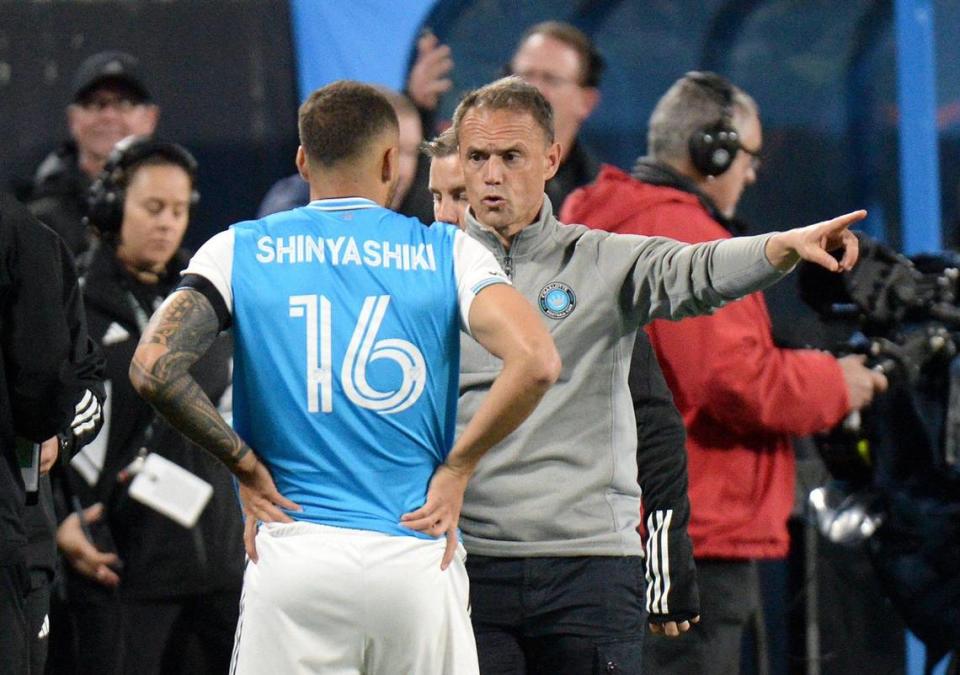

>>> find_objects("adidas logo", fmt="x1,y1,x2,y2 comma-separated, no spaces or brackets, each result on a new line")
102,322,131,346
37,614,49,639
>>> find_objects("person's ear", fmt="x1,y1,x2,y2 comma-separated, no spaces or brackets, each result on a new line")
543,141,561,181
295,146,310,181
381,145,398,185
142,104,160,133
66,105,81,138
577,86,600,122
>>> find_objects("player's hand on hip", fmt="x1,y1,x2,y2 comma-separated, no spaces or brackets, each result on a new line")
765,210,866,271
242,513,259,563
400,463,470,570
236,455,301,563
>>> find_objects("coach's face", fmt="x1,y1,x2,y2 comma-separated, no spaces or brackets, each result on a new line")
458,107,560,244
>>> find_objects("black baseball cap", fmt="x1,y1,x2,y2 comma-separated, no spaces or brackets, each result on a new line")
72,51,152,103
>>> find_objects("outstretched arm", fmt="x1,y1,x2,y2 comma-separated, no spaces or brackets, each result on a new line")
129,289,298,548
620,209,868,324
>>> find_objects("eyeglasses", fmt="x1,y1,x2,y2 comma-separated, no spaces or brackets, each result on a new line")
512,69,581,90
77,96,144,113
741,144,763,172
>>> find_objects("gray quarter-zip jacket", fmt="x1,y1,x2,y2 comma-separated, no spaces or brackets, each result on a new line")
458,196,790,558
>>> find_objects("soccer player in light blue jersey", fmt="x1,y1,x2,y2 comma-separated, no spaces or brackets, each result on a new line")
130,81,560,675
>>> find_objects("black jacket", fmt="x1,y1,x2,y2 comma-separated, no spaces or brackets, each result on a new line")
629,331,700,622
26,143,92,258
548,139,600,215
0,193,103,559
71,243,243,600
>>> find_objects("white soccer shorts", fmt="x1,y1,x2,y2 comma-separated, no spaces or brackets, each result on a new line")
229,521,479,675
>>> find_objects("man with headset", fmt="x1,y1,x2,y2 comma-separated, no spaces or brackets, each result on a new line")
55,136,242,674
562,71,888,674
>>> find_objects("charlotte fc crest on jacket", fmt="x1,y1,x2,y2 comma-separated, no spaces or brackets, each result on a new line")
539,282,576,319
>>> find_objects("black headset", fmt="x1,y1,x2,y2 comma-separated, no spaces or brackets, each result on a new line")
86,135,199,237
685,71,741,178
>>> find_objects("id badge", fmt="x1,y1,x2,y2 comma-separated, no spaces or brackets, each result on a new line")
128,453,214,528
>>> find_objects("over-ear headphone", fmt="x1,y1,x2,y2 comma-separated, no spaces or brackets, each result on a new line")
685,71,741,178
86,135,199,237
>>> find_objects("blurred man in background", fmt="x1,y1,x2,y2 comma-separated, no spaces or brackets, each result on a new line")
509,21,603,208
25,51,159,257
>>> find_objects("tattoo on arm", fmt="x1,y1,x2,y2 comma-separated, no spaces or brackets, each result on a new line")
130,289,251,471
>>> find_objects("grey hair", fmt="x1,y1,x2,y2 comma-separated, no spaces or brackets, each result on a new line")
647,76,758,164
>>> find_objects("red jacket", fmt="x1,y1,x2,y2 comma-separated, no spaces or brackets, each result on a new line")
562,165,850,559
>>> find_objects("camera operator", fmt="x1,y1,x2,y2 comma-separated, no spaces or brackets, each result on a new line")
562,71,888,674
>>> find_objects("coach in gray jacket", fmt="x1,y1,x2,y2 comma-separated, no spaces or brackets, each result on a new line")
452,77,863,675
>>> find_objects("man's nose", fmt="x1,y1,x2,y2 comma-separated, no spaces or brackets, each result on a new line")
483,157,503,184
437,199,459,227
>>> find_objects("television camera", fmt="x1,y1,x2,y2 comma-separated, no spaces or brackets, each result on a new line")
797,234,960,658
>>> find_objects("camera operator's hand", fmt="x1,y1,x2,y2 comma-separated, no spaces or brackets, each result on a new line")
838,354,888,411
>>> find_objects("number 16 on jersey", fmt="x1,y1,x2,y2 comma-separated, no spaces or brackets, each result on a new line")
289,294,427,415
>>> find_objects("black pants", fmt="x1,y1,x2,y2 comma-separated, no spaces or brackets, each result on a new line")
0,549,29,675
121,587,240,675
643,559,761,675
24,571,50,675
467,555,647,675
56,568,125,675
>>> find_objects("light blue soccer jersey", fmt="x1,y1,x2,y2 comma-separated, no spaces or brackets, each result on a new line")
185,198,508,538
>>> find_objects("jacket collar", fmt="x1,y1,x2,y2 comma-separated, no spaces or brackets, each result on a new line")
631,158,748,235
82,242,189,326
464,194,559,258
305,197,380,211
31,142,88,199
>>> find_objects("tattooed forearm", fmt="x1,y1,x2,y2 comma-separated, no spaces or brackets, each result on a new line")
130,289,251,472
